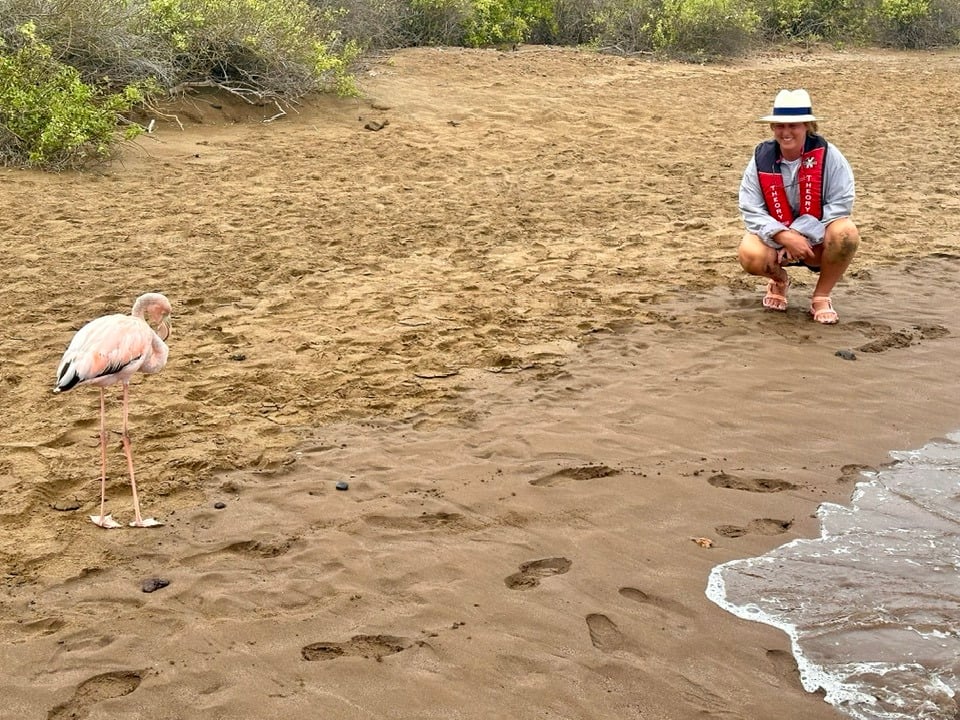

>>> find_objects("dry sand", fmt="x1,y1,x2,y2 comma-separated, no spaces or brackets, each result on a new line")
2,46,960,719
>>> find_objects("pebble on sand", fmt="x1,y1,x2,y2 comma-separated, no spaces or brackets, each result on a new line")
142,578,170,593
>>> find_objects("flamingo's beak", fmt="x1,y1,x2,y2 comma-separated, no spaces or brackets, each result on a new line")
158,316,171,341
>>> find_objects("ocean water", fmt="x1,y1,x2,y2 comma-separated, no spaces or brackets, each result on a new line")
706,432,960,720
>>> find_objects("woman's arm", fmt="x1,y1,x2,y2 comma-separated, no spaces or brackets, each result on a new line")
738,156,789,246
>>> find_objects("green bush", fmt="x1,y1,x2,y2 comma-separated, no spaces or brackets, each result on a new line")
872,0,958,47
751,0,872,42
401,0,472,45
378,0,556,48
753,0,829,39
313,0,960,50
544,0,603,45
314,0,417,49
0,0,174,90
653,0,759,59
0,24,142,168
143,0,358,98
462,0,556,46
589,0,661,53
876,0,929,44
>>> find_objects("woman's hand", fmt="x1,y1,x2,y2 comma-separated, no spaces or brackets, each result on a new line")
773,229,814,263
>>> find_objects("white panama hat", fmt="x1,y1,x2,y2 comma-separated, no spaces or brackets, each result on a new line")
758,89,818,123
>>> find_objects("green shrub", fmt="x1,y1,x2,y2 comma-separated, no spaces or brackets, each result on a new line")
523,0,563,42
653,0,759,59
0,0,174,90
463,0,556,46
0,24,142,168
382,0,556,48
401,0,471,45
589,0,661,53
872,0,957,47
314,0,415,49
752,0,828,39
751,0,875,42
544,0,602,44
876,0,928,46
142,0,358,98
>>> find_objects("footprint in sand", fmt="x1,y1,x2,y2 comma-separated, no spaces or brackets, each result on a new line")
586,613,626,652
363,512,469,532
676,676,736,718
223,537,297,558
618,586,696,619
504,557,572,589
530,464,617,487
618,586,695,637
48,670,143,720
301,634,413,661
182,536,297,566
21,616,66,635
714,518,794,538
855,323,949,353
707,472,796,493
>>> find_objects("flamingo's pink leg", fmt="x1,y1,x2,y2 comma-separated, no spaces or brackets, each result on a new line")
121,384,161,528
90,389,121,529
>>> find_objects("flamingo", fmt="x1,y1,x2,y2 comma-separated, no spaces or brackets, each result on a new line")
54,293,172,528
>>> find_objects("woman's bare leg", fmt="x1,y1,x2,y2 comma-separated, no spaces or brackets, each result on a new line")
738,232,786,282
812,218,860,298
738,232,791,310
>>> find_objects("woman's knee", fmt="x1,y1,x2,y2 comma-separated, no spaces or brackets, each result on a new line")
738,233,771,273
825,218,860,256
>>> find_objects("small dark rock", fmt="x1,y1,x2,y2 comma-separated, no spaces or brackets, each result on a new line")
141,577,170,593
214,501,227,509
51,498,81,512
835,349,857,361
335,481,349,491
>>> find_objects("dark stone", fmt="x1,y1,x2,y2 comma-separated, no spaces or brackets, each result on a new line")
141,577,170,593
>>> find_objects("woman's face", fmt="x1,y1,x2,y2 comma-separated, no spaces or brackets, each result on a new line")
771,122,808,159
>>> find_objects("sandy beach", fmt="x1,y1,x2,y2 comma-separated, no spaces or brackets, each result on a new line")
2,46,960,718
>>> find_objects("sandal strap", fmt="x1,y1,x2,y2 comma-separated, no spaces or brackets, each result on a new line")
810,296,838,323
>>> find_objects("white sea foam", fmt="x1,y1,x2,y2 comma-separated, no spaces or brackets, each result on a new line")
706,434,960,720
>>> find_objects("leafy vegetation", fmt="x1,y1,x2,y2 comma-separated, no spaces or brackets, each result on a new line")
0,0,957,168
0,23,144,169
652,0,759,60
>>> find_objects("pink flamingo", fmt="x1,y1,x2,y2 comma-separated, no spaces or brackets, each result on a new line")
54,293,172,528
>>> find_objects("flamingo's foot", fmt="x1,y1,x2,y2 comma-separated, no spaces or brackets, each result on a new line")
90,514,123,529
130,517,163,528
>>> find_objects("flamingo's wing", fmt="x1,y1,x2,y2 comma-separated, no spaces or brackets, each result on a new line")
55,314,154,391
